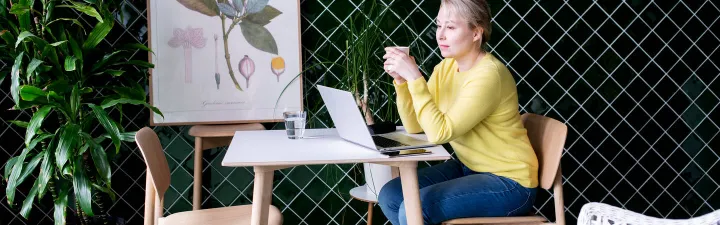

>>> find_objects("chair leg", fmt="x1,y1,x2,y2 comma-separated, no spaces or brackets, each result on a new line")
193,137,203,210
367,202,373,225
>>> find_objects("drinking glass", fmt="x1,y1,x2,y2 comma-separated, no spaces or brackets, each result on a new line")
283,111,306,139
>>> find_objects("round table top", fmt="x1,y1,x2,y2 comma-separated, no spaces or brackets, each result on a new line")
349,185,379,203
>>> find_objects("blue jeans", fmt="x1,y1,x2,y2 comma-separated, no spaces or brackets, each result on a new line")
378,160,537,225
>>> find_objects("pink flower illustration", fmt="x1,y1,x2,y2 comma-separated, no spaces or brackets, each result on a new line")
168,26,207,83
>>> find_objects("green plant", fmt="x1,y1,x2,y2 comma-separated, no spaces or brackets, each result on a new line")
0,0,161,224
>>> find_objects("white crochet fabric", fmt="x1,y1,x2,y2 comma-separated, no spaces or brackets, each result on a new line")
578,202,720,225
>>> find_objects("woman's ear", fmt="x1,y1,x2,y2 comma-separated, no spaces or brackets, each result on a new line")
473,27,484,42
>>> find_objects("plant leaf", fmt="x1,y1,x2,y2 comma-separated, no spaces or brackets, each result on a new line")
20,173,40,218
26,58,43,81
0,0,7,16
244,0,269,14
27,134,53,151
217,2,237,18
37,151,53,199
54,180,70,225
113,85,146,101
58,2,102,23
112,60,155,68
55,124,79,169
67,30,83,60
101,98,164,118
47,18,86,31
9,120,29,128
82,10,113,49
15,31,42,48
18,152,43,185
91,50,124,71
87,134,111,187
25,105,52,146
89,104,121,152
91,182,116,201
6,148,28,205
105,69,125,76
177,0,219,16
120,43,153,52
20,85,46,101
239,21,278,55
10,3,30,15
4,156,20,181
46,80,71,94
73,157,94,216
0,70,7,85
11,52,24,106
41,44,61,68
245,5,282,26
71,85,80,116
64,56,77,71
49,40,67,46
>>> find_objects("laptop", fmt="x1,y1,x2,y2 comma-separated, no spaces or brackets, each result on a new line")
317,85,436,152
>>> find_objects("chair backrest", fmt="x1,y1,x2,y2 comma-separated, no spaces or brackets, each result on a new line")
521,113,568,190
135,127,171,225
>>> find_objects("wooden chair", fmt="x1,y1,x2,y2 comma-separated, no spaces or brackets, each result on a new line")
442,113,568,225
135,127,283,225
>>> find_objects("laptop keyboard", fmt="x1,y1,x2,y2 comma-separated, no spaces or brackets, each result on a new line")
372,136,407,148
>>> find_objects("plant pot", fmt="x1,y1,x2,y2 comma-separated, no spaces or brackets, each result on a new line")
368,122,397,135
363,163,394,198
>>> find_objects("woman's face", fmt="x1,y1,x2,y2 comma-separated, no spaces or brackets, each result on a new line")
436,6,482,58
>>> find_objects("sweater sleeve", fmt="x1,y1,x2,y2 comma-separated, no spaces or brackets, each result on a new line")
394,66,440,134
406,67,500,144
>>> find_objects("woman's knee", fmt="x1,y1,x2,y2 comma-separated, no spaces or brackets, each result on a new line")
378,177,403,209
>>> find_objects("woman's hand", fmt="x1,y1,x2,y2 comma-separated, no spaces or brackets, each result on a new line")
383,47,422,82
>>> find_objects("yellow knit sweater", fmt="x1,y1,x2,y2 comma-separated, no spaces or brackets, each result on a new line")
394,53,539,188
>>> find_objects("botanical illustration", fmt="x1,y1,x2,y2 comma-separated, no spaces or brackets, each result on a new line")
214,34,221,89
271,56,285,82
168,26,207,84
238,55,255,88
176,0,282,91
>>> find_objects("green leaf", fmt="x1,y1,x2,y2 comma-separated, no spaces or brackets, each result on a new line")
239,21,278,55
25,105,52,146
71,85,80,116
91,182,116,201
177,0,219,16
4,156,20,181
91,50,124,71
217,2,237,18
20,174,40,218
73,157,94,216
89,104,121,152
47,18,86,31
17,152,43,193
20,85,46,101
55,124,80,169
245,5,282,26
113,85,146,101
67,31,83,61
58,2,102,23
0,70,6,85
54,180,70,225
47,91,63,102
0,30,15,45
82,11,113,49
28,134,53,151
6,147,29,205
105,69,125,76
36,151,53,199
9,120,29,128
0,0,7,16
64,56,77,71
26,58,43,81
244,0,269,14
49,40,67,46
46,80,71,94
11,53,24,106
41,45,61,68
121,43,153,52
87,135,111,188
101,98,164,118
15,31,45,48
10,3,30,15
112,60,155,68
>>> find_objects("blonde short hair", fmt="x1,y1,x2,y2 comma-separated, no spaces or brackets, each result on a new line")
440,0,493,49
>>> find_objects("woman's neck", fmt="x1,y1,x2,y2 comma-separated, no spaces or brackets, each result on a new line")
455,50,485,72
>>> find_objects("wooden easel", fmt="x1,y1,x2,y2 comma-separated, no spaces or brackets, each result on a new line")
188,123,266,210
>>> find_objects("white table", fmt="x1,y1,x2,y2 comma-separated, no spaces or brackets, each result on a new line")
222,127,451,225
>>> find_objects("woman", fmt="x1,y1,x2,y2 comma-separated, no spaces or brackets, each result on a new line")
379,0,539,224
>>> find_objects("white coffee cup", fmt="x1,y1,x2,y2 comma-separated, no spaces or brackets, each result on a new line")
389,46,410,55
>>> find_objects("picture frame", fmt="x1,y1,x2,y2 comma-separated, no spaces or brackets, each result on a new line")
146,0,303,125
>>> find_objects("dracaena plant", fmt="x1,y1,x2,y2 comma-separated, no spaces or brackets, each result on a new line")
0,0,162,224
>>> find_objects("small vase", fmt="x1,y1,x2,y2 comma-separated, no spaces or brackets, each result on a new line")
363,163,394,198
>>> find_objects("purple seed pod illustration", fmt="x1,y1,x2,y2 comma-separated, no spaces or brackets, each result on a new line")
238,55,255,88
270,56,285,82
168,26,207,84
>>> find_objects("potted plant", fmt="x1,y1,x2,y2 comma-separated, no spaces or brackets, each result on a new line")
0,0,160,224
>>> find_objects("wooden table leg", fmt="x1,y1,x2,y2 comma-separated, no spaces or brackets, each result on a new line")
367,202,373,225
398,161,422,225
252,166,276,225
193,137,203,210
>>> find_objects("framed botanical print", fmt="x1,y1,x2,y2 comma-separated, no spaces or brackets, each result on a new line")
147,0,302,125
